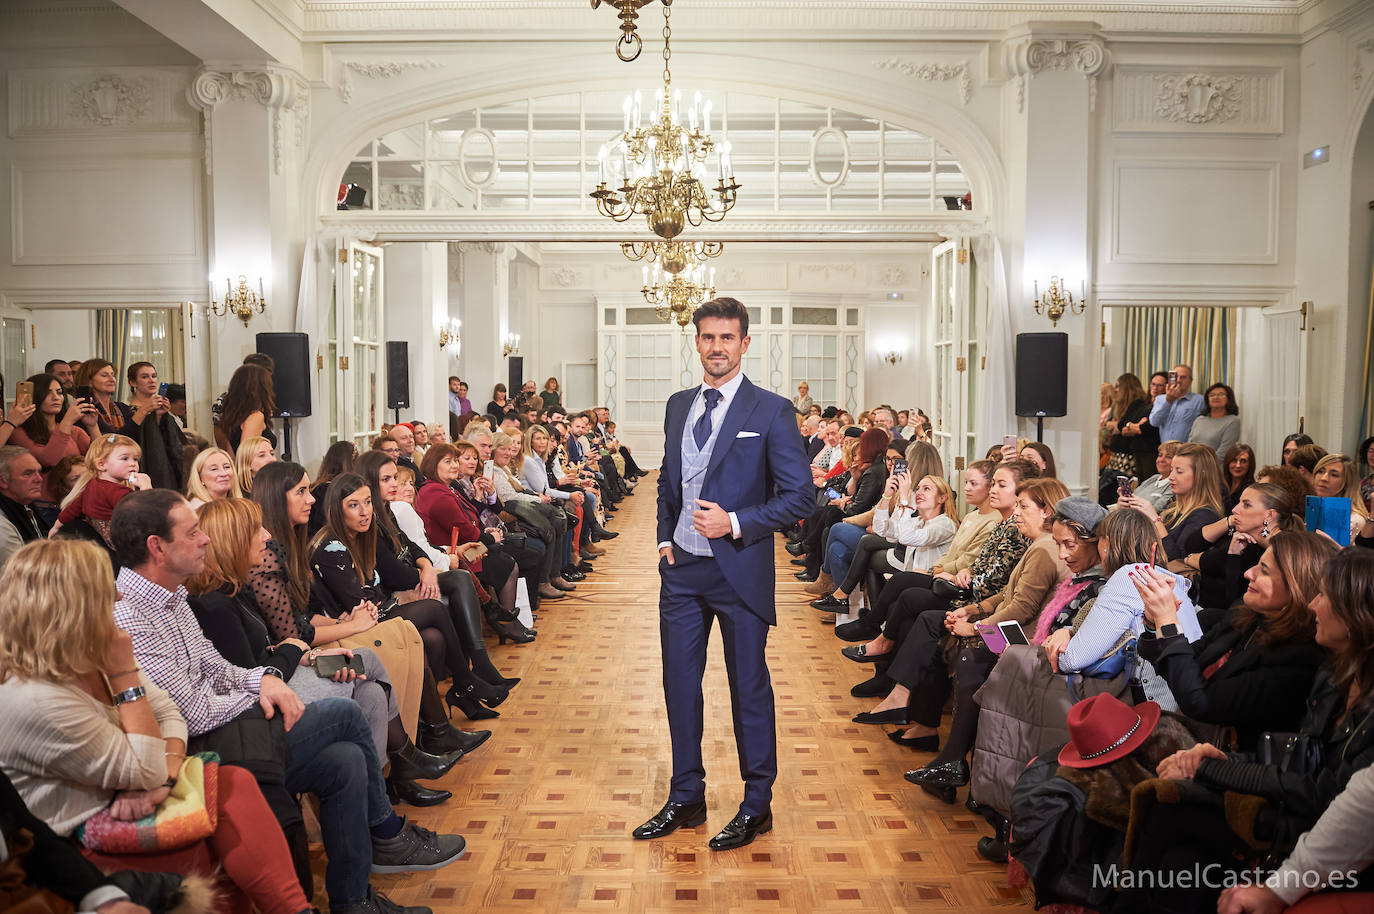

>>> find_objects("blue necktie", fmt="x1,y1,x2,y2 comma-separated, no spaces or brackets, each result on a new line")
694,388,723,449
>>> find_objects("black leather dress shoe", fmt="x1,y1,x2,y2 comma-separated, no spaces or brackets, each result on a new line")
904,759,969,804
708,810,772,851
632,801,708,840
790,557,807,566
784,541,806,557
794,569,818,582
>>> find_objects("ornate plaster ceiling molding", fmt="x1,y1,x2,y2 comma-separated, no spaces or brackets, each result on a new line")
7,68,196,137
186,67,309,177
337,61,442,104
1004,27,1111,113
1353,38,1374,92
873,58,974,105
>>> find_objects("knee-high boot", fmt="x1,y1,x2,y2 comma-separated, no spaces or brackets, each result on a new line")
438,569,524,685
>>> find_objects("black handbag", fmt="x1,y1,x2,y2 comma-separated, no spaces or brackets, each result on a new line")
931,577,971,601
1257,732,1324,775
503,532,528,551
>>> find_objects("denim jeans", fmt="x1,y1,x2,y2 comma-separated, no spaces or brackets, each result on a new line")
822,522,866,579
282,697,391,904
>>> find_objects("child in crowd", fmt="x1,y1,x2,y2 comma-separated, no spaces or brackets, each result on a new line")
49,433,148,540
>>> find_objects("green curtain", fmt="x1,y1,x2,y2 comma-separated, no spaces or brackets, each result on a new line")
95,309,131,390
1120,306,1234,390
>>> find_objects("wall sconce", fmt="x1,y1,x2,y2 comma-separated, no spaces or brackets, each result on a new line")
502,332,521,357
208,273,267,326
1033,275,1085,327
438,319,462,355
882,351,902,366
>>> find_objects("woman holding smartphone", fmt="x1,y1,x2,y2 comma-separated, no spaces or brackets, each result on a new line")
0,378,36,449
124,361,186,491
11,373,95,504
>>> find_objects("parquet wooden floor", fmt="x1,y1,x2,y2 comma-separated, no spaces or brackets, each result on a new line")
331,472,1037,912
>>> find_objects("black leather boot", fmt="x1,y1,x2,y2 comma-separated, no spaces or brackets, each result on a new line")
386,776,451,807
388,737,462,780
417,720,491,755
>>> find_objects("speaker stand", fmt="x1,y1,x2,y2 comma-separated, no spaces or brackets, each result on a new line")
392,407,401,425
1034,413,1046,443
281,419,294,463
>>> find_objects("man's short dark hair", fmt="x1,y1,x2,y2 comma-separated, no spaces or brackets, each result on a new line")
43,359,68,375
165,383,186,403
448,376,461,384
244,352,275,372
692,296,749,337
111,489,187,569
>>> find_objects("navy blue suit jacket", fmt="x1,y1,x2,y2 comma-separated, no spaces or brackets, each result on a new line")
656,376,815,625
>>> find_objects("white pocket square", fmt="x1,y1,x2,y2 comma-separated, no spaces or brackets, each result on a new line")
736,431,760,438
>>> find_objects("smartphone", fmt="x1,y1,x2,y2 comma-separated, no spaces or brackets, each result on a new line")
74,385,92,402
892,458,908,477
15,380,33,403
158,382,169,397
1168,371,1178,385
998,620,1030,647
1003,434,1018,452
482,464,495,480
824,487,843,501
314,654,366,678
976,622,1008,654
1306,496,1353,547
1116,475,1134,498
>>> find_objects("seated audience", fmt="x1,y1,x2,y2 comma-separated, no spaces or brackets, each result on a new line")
1137,530,1332,751
1290,442,1328,487
1282,432,1315,465
309,440,358,534
490,430,576,595
1175,481,1302,611
187,497,461,808
0,446,50,568
1019,441,1056,479
390,424,422,481
1122,546,1374,913
185,446,241,510
235,435,275,495
0,538,313,914
110,489,465,914
1221,442,1257,513
795,428,890,583
1313,452,1374,541
1360,435,1374,513
1119,441,1224,561
834,459,1000,644
309,472,510,720
520,423,595,573
1188,382,1241,458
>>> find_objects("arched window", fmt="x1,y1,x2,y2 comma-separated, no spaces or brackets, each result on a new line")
337,90,971,214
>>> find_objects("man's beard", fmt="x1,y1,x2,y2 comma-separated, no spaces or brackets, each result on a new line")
703,353,735,378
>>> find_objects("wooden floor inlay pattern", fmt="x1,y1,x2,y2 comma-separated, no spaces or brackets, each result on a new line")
326,471,1036,912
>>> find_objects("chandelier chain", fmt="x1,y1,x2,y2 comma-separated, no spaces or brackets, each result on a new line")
661,4,671,84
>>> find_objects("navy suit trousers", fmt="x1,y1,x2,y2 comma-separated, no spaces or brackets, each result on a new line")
658,549,776,817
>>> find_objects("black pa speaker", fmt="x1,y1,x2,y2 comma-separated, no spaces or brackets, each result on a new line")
254,332,311,418
507,357,523,398
386,341,410,410
1015,332,1068,418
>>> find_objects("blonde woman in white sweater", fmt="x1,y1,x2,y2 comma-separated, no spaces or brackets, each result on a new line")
811,473,958,614
0,539,311,914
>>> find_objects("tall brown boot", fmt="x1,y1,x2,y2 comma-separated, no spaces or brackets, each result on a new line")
805,572,835,596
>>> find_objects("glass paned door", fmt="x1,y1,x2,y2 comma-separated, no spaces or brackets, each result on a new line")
0,317,26,405
930,239,973,485
333,240,386,448
1255,302,1309,464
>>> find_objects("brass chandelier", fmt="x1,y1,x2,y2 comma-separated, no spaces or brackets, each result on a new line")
621,238,723,274
642,262,716,328
590,3,739,240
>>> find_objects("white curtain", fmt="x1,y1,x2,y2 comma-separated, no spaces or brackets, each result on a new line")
971,235,1014,455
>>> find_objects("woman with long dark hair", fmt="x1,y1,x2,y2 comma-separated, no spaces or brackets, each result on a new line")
1120,441,1225,560
310,439,357,534
1188,382,1241,459
249,462,485,771
795,427,891,584
220,363,277,453
1175,481,1301,611
1220,442,1256,513
310,472,509,721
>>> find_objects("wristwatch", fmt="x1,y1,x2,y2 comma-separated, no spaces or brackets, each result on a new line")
111,685,147,706
261,667,284,679
1158,622,1181,639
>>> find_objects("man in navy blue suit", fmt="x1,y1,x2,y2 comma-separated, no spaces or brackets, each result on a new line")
633,297,814,851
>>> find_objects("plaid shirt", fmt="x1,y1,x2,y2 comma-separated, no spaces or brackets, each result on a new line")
114,566,267,737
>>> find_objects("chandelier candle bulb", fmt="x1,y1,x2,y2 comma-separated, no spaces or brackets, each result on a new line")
598,145,609,183
703,99,711,133
634,90,642,129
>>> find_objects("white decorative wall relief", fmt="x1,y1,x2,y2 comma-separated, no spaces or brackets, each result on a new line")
186,67,310,176
8,68,196,136
1112,67,1283,135
1004,33,1111,114
872,59,973,105
337,61,441,104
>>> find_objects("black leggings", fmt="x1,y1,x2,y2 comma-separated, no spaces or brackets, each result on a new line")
866,570,935,629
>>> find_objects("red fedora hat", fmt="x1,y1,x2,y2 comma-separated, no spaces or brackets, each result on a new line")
1058,693,1161,769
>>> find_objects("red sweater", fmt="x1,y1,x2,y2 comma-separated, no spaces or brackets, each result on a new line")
58,478,132,525
414,480,485,571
